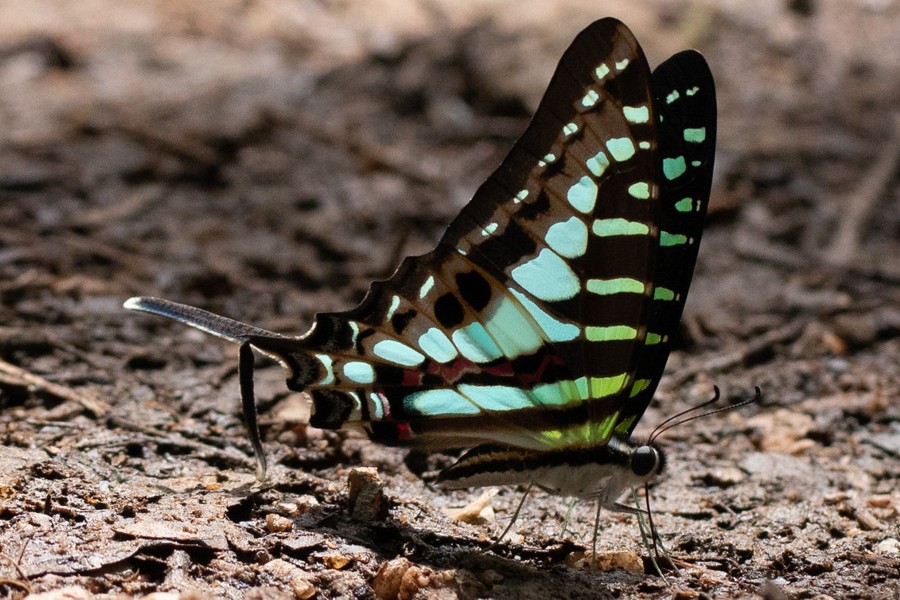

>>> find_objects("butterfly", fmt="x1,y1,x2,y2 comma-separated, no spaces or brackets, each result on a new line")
126,17,716,555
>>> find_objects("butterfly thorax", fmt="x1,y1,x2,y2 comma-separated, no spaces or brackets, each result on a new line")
438,438,665,506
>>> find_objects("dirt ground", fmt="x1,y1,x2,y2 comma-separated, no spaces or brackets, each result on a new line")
1,1,898,599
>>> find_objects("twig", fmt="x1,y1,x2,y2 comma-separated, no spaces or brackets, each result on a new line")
0,552,27,581
0,358,107,417
734,231,809,271
288,112,441,187
72,183,165,229
104,415,257,472
0,540,32,594
825,113,900,266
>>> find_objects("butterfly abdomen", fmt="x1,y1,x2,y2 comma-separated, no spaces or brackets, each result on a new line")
438,438,665,503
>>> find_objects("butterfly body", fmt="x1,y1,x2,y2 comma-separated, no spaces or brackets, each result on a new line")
438,439,663,504
126,17,716,521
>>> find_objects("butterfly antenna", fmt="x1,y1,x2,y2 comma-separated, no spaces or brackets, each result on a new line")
649,386,720,440
649,386,761,444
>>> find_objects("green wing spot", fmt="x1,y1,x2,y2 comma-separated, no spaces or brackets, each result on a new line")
684,127,706,143
373,340,425,366
660,231,688,246
567,175,599,213
653,287,675,301
315,354,335,385
481,295,544,358
663,156,687,180
343,361,375,384
587,278,646,295
510,248,580,302
594,412,620,441
593,218,650,237
529,379,585,407
645,332,662,345
614,415,637,435
630,378,651,397
623,105,650,124
674,197,693,212
369,392,385,419
607,137,636,162
385,295,401,320
452,322,503,363
509,289,580,342
589,374,627,398
405,389,479,416
586,151,610,177
418,327,458,362
419,275,435,299
628,182,651,199
457,384,531,412
586,325,638,341
481,222,499,236
545,216,588,258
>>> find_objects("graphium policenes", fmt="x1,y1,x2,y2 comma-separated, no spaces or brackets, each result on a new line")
127,18,716,543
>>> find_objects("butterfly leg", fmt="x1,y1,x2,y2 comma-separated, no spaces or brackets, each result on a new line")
591,501,602,564
489,482,534,548
560,497,577,537
607,502,645,515
631,488,677,582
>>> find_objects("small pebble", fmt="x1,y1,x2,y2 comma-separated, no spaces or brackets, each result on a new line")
565,550,643,573
347,467,386,522
266,513,294,533
290,578,316,600
261,558,298,579
875,538,899,556
372,557,436,600
321,552,351,570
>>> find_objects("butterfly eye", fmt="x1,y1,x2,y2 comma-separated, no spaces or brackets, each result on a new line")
631,445,658,477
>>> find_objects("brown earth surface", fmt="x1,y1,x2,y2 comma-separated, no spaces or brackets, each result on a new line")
1,1,898,599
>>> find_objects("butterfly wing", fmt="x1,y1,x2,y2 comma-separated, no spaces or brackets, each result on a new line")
245,18,667,452
609,50,717,438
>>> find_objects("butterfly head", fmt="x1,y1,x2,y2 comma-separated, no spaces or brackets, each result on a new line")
579,438,667,506
629,441,666,484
